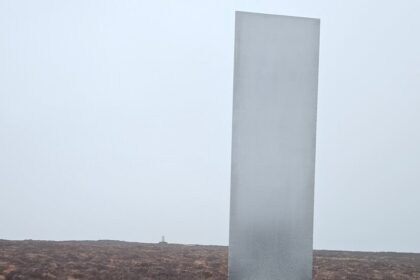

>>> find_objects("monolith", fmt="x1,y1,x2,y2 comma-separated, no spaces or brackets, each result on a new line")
229,11,320,280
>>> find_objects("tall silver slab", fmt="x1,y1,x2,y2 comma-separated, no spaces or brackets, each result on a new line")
229,12,320,280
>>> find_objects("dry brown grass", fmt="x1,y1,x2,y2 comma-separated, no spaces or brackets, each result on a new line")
0,240,419,279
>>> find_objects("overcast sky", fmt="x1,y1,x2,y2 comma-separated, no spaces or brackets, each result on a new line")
1,0,419,253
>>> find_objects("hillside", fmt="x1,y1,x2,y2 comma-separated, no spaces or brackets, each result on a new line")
0,240,419,279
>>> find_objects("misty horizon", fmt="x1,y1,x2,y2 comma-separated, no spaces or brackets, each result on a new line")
1,0,420,254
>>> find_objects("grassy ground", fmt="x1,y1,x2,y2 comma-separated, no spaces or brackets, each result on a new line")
1,240,419,279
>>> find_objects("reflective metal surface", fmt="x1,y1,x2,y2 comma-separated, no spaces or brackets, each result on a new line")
229,12,320,280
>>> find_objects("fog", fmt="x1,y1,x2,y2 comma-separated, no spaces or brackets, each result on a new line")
1,0,419,253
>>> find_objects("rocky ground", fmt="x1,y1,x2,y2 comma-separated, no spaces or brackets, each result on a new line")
0,240,419,279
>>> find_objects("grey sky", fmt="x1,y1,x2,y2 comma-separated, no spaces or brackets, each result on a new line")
1,0,419,253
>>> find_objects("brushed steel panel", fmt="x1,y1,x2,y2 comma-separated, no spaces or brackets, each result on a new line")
229,11,320,280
